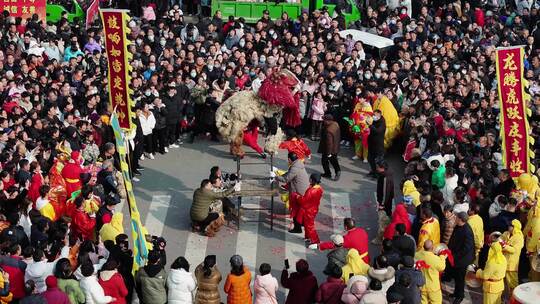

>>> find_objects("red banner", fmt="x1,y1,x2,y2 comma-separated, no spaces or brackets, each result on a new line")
0,0,46,21
101,9,133,130
496,47,531,178
86,0,100,29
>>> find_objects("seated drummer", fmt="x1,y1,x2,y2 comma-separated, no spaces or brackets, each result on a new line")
190,179,239,233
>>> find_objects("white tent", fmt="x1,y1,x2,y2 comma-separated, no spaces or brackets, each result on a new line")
339,29,394,49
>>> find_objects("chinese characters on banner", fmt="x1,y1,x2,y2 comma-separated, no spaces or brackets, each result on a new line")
496,47,533,178
101,9,134,130
0,0,46,21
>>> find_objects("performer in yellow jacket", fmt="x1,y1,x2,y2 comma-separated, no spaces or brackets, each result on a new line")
415,240,446,304
476,242,507,304
402,180,421,208
372,90,399,149
417,207,440,251
524,202,540,281
501,219,524,294
468,204,484,262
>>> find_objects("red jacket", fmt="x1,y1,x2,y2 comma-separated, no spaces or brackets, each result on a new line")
99,271,128,304
71,208,96,240
292,185,323,224
315,277,346,304
319,228,370,263
28,173,43,203
0,255,26,299
281,270,318,304
384,203,411,240
42,287,70,304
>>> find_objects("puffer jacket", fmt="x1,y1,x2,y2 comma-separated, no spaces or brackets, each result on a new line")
194,263,222,304
167,268,196,304
57,278,85,304
367,267,395,293
253,273,278,304
135,265,167,304
224,266,252,304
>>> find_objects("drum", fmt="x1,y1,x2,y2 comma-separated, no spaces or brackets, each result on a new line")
465,264,482,288
511,282,540,304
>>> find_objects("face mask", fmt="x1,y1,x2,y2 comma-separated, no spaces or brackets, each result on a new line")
327,34,332,40
239,40,245,47
260,57,266,63
269,30,275,35
149,66,156,71
373,115,380,121
380,63,387,69
168,91,175,97
374,73,381,79
136,39,143,44
272,33,278,39
453,64,460,70
207,65,214,71
437,44,443,48
145,90,151,96
356,90,362,95
364,73,371,80
200,48,206,54
249,71,256,77
148,35,154,41
301,63,307,68
401,9,406,14
160,40,166,46
190,71,197,78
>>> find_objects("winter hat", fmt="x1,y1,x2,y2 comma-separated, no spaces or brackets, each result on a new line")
230,255,243,267
70,151,80,160
45,275,57,288
402,256,414,268
331,234,344,246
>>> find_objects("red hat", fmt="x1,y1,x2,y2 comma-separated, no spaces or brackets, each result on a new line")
45,275,57,288
70,151,80,160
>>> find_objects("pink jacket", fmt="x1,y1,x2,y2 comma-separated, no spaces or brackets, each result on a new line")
253,274,278,304
310,98,326,121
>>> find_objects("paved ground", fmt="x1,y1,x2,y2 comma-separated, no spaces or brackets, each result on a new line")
117,135,480,303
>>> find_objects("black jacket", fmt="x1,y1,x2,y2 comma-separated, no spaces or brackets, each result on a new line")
392,234,416,257
162,94,183,125
152,105,168,130
492,178,515,199
368,117,386,154
448,223,475,268
0,225,29,250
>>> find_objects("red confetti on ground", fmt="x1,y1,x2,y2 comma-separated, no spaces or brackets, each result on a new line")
271,246,285,255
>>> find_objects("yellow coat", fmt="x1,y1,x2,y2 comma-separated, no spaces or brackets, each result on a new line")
99,213,124,242
516,173,540,202
39,203,56,221
341,249,369,283
468,214,484,252
417,217,440,250
402,180,421,207
373,95,399,148
502,231,524,271
415,250,445,292
525,208,540,254
476,244,507,294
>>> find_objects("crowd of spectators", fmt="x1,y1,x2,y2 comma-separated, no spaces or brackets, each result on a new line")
0,0,537,303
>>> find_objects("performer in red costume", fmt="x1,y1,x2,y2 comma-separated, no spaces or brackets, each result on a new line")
383,203,411,240
70,195,96,241
242,120,266,158
291,173,323,245
61,151,84,197
279,130,311,161
315,217,370,263
257,67,302,128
